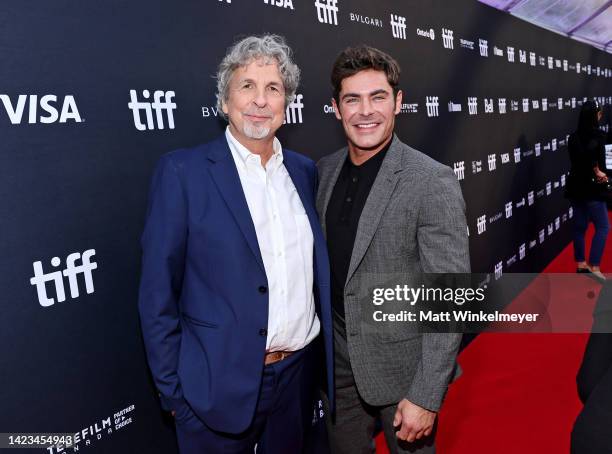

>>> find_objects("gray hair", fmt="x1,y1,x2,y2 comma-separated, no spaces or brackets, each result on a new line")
215,34,300,119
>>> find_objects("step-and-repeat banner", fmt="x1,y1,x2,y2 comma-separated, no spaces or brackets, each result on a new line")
1,0,611,452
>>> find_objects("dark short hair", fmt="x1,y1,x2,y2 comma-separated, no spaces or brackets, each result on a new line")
331,45,401,102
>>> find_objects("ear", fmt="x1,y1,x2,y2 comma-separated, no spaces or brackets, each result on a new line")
331,98,342,121
394,90,403,115
221,99,229,115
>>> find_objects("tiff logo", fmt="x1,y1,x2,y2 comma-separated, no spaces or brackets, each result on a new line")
488,154,497,171
30,250,97,307
494,262,503,280
547,56,553,69
519,49,526,63
315,0,338,25
558,97,563,110
507,46,515,62
479,39,488,57
505,202,513,218
542,98,548,111
484,98,494,113
519,243,526,260
467,97,478,115
498,98,507,114
546,182,552,195
522,98,529,113
547,223,554,236
128,90,176,131
535,143,541,157
528,191,534,206
453,161,465,181
539,229,545,244
390,14,406,39
552,138,557,151
576,62,581,73
442,28,454,49
529,52,536,66
477,215,487,235
284,94,304,124
561,175,566,187
514,147,521,163
555,217,560,231
425,96,439,117
569,207,573,219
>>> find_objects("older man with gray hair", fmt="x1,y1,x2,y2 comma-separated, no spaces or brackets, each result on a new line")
138,34,333,453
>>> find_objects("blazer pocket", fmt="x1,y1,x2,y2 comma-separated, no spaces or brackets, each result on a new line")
182,313,219,329
378,330,422,343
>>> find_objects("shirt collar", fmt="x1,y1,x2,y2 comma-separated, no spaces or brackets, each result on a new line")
225,126,283,170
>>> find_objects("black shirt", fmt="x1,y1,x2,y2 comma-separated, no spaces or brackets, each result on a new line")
325,141,390,333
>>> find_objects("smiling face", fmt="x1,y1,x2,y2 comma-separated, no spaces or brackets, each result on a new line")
222,58,286,146
332,69,402,156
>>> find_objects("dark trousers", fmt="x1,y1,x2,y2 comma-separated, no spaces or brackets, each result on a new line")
330,319,435,454
571,200,610,266
175,345,315,454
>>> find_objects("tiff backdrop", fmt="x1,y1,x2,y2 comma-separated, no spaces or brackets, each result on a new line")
1,0,611,452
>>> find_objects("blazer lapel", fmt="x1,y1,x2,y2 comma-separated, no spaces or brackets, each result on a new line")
207,137,265,273
345,136,404,285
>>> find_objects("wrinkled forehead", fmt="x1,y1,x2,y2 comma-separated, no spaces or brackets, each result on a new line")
229,57,282,83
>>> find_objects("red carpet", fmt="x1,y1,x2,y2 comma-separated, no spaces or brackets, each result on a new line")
376,212,611,453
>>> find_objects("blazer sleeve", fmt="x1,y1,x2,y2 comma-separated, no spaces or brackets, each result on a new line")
138,153,188,413
407,165,470,411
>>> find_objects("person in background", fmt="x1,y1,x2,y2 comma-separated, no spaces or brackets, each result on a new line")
566,100,610,282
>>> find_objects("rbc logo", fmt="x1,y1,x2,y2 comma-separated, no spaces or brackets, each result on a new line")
128,90,176,131
30,249,97,307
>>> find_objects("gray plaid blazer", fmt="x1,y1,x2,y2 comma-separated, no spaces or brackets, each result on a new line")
316,135,470,411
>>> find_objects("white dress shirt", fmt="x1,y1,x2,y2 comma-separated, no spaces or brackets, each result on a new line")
225,127,320,352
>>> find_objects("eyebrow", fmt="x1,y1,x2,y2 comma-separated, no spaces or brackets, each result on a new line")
341,89,390,100
236,78,283,88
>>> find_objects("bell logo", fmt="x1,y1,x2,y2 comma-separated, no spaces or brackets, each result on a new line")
30,249,97,307
0,94,82,124
128,90,176,131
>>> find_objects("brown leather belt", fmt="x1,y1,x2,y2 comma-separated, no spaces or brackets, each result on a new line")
264,351,294,365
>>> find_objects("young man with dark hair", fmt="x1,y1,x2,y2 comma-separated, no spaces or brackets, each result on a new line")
317,45,470,453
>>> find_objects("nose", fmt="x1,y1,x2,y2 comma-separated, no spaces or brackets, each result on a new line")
359,97,374,116
253,87,267,108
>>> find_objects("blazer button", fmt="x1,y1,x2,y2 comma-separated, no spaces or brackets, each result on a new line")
259,329,268,337
258,286,268,294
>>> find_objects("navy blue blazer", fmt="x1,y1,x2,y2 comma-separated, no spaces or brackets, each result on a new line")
138,135,333,434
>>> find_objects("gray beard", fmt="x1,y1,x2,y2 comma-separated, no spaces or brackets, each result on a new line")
243,122,270,140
